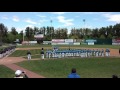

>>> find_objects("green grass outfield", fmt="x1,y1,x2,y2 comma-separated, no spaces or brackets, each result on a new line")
16,57,120,78
0,65,15,78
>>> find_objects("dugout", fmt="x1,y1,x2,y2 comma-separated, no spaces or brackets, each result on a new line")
94,39,112,45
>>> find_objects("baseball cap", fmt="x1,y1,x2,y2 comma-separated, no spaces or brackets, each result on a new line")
15,70,22,76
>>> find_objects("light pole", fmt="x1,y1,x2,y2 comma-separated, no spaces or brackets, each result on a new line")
23,30,24,42
50,20,52,40
83,19,86,35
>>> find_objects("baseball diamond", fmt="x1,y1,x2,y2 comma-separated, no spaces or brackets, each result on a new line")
0,45,120,78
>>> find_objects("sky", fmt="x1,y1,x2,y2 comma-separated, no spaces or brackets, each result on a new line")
0,12,120,34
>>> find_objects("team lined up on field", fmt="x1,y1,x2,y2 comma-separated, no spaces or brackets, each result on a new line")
0,46,110,60
46,48,110,58
0,46,16,59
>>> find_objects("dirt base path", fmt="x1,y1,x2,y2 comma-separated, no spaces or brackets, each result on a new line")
0,57,25,65
0,57,45,78
5,63,45,78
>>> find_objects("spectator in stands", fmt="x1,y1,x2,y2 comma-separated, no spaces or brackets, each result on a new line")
112,75,118,78
41,48,44,60
27,50,31,60
14,70,28,78
68,68,80,78
22,71,29,78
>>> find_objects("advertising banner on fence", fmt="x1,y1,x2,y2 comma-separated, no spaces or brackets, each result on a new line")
112,43,120,45
88,42,94,45
112,39,120,43
65,39,73,43
52,43,69,45
29,41,37,44
86,39,97,43
112,39,120,45
52,39,64,43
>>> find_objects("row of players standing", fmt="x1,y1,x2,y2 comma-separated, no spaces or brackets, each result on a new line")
46,48,111,58
0,45,16,59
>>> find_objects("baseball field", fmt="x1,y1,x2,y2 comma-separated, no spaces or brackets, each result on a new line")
0,44,120,78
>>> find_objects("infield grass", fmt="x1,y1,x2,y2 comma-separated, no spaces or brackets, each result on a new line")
0,65,15,78
16,57,120,78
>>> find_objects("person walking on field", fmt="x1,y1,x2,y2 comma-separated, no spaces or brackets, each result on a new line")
27,50,31,60
41,48,44,60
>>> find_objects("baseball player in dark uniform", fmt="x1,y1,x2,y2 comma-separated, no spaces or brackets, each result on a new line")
27,50,31,60
41,48,44,60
